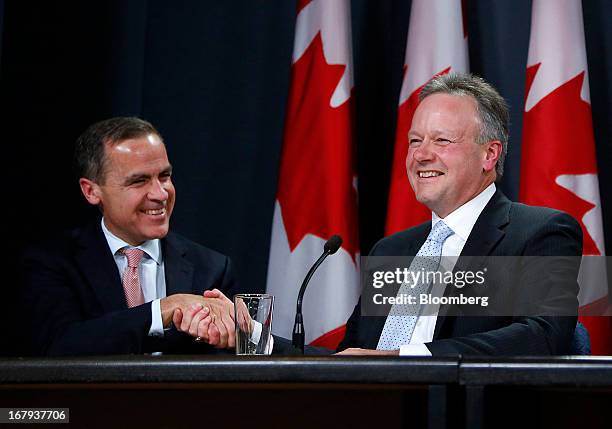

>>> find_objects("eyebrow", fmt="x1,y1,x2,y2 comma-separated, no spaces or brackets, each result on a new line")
408,130,458,139
124,173,149,184
124,165,173,184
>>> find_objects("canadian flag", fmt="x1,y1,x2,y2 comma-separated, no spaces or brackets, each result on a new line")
385,0,468,235
265,0,360,348
520,0,612,354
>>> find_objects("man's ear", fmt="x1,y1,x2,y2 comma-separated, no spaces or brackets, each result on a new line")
79,178,102,206
482,140,502,173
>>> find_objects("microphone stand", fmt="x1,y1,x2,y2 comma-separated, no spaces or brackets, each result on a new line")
292,251,332,354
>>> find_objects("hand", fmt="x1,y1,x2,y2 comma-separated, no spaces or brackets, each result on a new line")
201,288,236,349
172,304,214,342
161,291,235,349
234,298,254,335
334,348,400,356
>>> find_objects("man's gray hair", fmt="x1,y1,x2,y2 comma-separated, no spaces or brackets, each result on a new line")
419,73,510,178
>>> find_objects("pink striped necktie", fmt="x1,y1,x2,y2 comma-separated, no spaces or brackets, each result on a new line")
119,247,145,307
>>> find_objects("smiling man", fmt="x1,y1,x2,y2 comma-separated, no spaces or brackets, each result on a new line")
406,91,500,219
22,117,237,356
337,73,582,357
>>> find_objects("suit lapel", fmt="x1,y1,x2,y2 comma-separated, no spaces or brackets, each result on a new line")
433,190,511,339
456,191,509,259
408,232,430,256
74,222,196,312
74,220,127,312
163,233,195,295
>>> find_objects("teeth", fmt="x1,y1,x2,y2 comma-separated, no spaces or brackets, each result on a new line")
144,209,165,215
418,171,442,178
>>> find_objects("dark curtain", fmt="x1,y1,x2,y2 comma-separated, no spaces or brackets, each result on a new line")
1,0,610,355
0,0,4,72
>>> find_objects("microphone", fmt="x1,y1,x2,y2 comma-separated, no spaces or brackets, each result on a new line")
292,235,343,354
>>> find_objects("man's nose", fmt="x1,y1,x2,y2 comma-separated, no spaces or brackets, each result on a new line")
148,178,169,201
412,139,435,163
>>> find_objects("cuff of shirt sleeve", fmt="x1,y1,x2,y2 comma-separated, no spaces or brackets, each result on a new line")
248,320,274,355
399,343,432,356
267,335,274,355
148,299,164,337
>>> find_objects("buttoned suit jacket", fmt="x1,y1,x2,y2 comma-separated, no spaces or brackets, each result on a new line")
338,190,583,356
21,219,237,356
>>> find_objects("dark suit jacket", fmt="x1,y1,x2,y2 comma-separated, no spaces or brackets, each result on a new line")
338,190,583,356
21,219,237,356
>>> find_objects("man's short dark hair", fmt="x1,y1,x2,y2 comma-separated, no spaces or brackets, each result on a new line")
74,117,161,183
419,73,510,178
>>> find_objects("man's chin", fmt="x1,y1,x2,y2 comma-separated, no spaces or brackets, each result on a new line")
414,192,441,213
414,192,433,206
142,225,170,241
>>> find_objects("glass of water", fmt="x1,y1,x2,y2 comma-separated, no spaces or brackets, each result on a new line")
234,294,274,355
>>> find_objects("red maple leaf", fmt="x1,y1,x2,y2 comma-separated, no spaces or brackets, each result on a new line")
520,65,600,255
277,33,359,261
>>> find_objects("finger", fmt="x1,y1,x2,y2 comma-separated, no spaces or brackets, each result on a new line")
237,308,249,332
213,315,227,349
226,301,236,319
220,309,235,348
214,313,228,349
238,306,254,334
172,307,183,329
197,315,213,343
203,289,221,298
237,301,249,319
208,318,220,345
180,303,202,332
335,348,362,355
217,289,232,305
188,307,210,337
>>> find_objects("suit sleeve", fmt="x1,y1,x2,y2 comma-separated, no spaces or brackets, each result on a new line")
337,297,363,351
426,212,582,356
160,253,240,355
337,238,388,351
21,247,153,356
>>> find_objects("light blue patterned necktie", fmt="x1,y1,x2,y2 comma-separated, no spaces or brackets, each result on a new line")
377,221,454,350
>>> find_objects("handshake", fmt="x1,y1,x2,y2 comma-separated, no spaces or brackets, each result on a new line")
157,236,341,352
160,289,258,350
160,289,236,349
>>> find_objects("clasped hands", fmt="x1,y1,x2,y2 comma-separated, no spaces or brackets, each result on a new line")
161,289,236,349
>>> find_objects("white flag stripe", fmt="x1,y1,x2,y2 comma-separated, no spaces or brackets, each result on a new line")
267,204,359,342
525,0,590,111
266,0,359,345
399,0,468,104
525,0,608,310
556,174,606,257
292,0,353,107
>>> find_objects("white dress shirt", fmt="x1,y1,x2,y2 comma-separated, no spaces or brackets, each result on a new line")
101,218,166,337
399,183,496,356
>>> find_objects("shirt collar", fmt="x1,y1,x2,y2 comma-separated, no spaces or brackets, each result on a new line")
100,218,162,265
432,183,496,241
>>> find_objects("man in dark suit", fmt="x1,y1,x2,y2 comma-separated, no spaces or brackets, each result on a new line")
22,117,237,356
336,73,582,356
